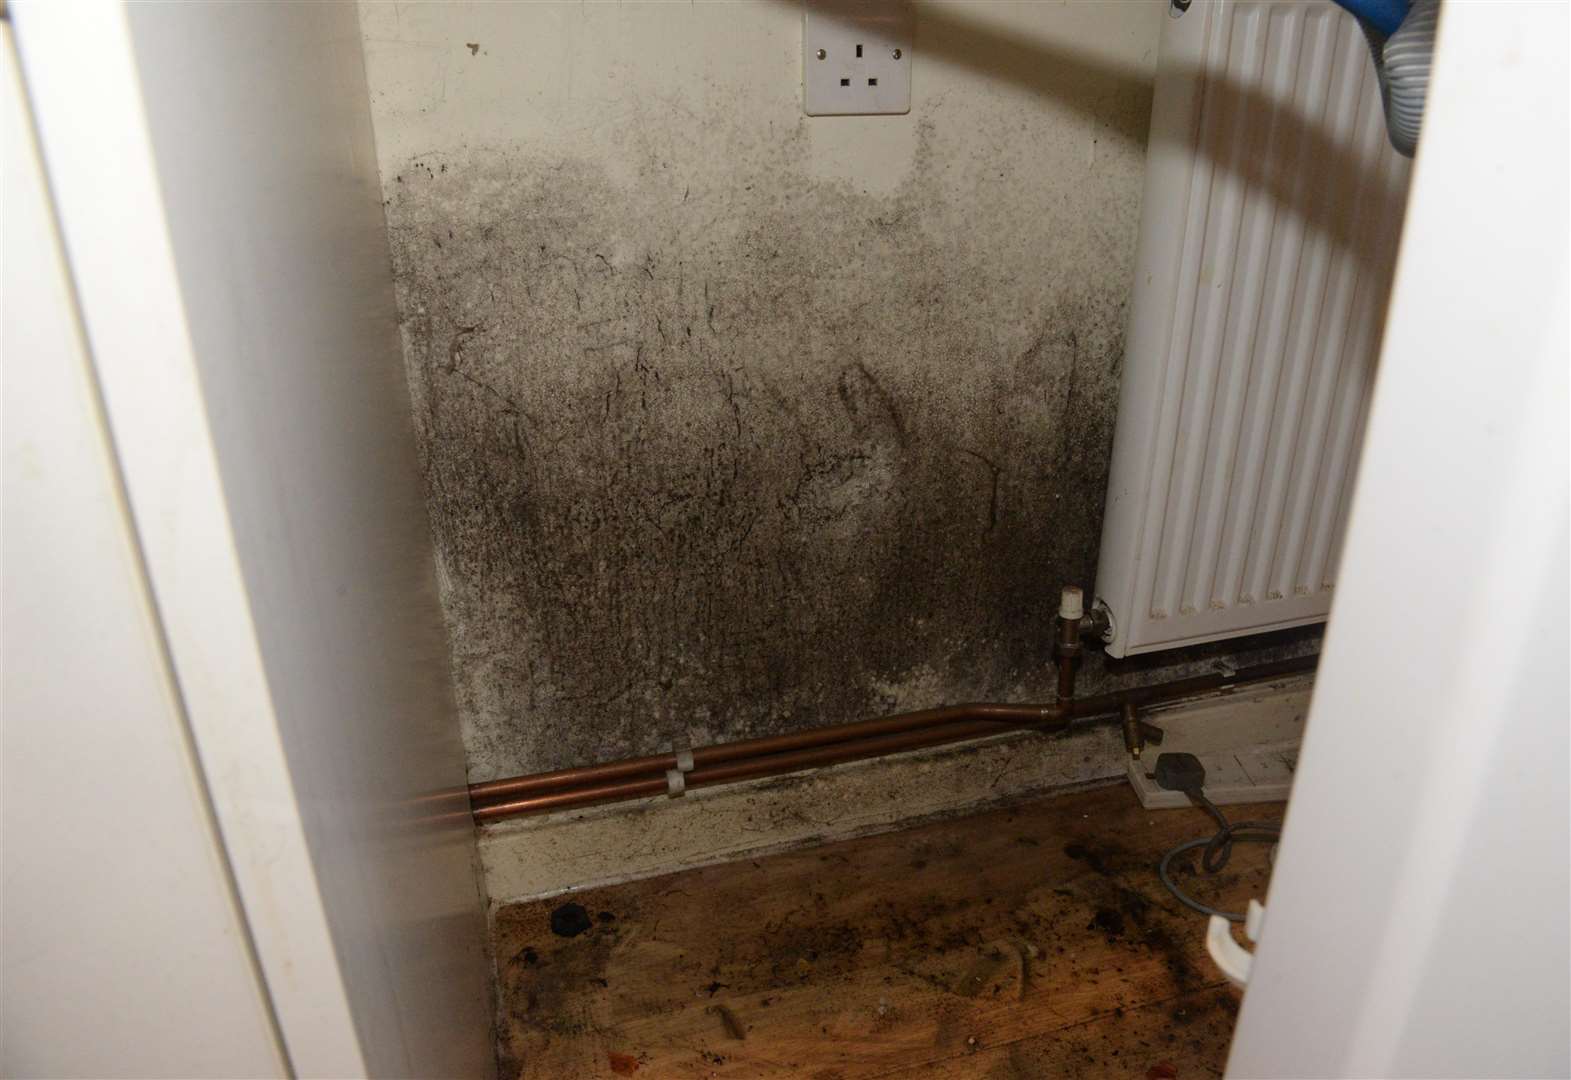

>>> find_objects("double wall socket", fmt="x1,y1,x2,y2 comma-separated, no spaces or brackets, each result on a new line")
802,1,913,116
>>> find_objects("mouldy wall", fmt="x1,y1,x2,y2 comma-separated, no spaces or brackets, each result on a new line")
359,2,1167,782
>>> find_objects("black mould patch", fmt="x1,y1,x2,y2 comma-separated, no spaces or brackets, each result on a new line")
1089,907,1125,937
384,127,1149,780
550,902,593,938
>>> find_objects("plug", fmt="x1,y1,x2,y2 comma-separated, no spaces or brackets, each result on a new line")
1153,752,1207,796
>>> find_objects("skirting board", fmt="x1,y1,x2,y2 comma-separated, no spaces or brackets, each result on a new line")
479,676,1312,906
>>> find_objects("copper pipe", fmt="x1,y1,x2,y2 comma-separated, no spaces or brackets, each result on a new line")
473,776,671,819
1055,610,1083,703
472,715,1050,822
1066,655,1316,715
1055,659,1075,701
468,702,1064,803
470,653,1318,822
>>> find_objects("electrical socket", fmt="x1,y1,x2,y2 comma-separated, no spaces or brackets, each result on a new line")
802,1,912,117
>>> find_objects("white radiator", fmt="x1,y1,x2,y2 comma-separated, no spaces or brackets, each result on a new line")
1095,0,1411,657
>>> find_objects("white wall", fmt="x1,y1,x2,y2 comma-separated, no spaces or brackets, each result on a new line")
1,29,284,1078
11,2,493,1075
360,1,1159,196
1228,1,1570,1075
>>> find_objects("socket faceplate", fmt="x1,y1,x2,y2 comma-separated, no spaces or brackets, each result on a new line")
803,1,912,116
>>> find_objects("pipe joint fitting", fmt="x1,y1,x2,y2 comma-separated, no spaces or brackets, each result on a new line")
1120,701,1144,759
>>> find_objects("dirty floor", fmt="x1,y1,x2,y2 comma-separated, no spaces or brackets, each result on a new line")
492,782,1281,1079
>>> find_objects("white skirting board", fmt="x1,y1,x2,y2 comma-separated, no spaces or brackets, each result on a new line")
1127,679,1310,809
480,723,1127,907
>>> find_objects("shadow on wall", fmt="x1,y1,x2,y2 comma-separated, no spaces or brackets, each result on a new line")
898,2,1404,262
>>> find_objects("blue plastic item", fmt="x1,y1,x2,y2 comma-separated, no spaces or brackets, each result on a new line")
1334,0,1410,38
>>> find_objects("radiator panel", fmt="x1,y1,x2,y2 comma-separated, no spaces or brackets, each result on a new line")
1096,0,1410,656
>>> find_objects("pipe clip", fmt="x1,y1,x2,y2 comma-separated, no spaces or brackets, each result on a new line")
666,747,696,797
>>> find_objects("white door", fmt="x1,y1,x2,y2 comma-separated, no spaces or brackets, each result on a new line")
1227,1,1570,1075
1,26,284,1076
9,2,494,1074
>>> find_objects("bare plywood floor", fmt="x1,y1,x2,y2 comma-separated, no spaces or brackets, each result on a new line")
492,782,1281,1079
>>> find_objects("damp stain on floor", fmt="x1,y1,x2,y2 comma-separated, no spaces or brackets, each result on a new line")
490,782,1279,1079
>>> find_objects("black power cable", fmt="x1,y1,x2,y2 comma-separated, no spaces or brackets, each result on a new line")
1152,752,1281,923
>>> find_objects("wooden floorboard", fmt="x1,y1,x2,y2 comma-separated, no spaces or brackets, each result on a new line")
492,782,1281,1079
